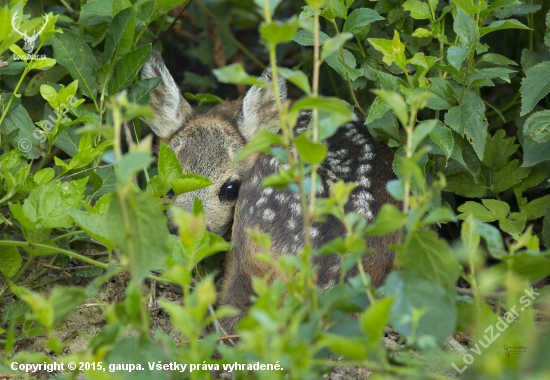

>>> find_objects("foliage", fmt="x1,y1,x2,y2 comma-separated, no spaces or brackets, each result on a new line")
0,0,550,379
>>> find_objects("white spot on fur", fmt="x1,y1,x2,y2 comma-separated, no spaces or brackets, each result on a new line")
358,164,371,174
262,187,273,195
290,202,301,215
310,227,319,238
256,197,267,206
357,177,370,188
288,218,296,229
263,208,275,221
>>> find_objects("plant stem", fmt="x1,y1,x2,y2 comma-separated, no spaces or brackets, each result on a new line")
196,0,265,69
402,109,417,213
0,240,108,268
329,19,366,116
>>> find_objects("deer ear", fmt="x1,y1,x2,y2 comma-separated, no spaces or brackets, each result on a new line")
140,51,192,142
236,67,287,141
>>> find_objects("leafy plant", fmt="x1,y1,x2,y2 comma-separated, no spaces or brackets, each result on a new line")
1,0,550,379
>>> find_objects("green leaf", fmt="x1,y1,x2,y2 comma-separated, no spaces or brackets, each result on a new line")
372,90,408,127
458,199,510,222
499,252,550,282
447,45,469,70
117,152,152,183
106,192,170,282
102,7,135,65
183,92,224,107
402,230,460,295
364,204,406,236
77,0,113,44
520,61,550,116
429,122,454,159
213,63,267,87
515,163,548,192
321,33,353,61
291,96,354,120
480,19,530,37
27,58,57,71
34,168,55,186
482,130,518,171
127,77,161,105
403,0,432,20
293,30,330,46
365,96,390,124
522,139,550,167
278,68,311,94
25,65,67,97
523,110,550,144
444,92,487,160
452,0,475,16
259,16,298,45
236,129,282,163
458,201,498,222
293,134,327,164
411,120,437,152
63,208,113,251
158,142,182,183
320,334,368,360
499,213,526,235
39,84,59,109
543,206,550,248
369,31,407,70
0,245,22,278
342,8,385,34
383,272,456,346
1,300,30,324
520,195,550,220
48,287,88,328
477,53,518,66
170,174,213,195
21,179,87,229
0,105,44,159
325,49,363,81
360,297,394,345
423,207,457,224
454,8,475,45
491,160,530,193
56,135,111,172
445,172,487,198
108,44,152,94
52,29,99,101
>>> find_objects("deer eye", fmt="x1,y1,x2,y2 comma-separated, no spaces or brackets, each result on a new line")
222,182,240,201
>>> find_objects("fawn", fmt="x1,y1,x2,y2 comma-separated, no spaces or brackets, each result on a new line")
140,51,396,332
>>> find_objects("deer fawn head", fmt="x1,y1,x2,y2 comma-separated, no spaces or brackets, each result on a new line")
140,51,285,237
11,11,50,54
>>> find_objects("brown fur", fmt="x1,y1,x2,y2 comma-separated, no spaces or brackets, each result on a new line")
140,52,397,333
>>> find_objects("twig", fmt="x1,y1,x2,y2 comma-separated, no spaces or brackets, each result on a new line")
443,336,468,355
195,0,265,69
152,0,193,46
40,263,73,277
456,287,506,300
55,164,114,181
123,121,134,148
78,303,108,309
